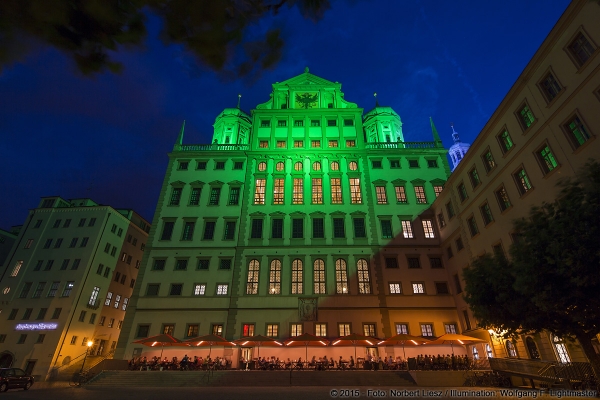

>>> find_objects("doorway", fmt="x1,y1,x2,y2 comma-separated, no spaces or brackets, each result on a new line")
24,360,36,375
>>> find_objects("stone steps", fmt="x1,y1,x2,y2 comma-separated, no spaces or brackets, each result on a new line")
87,370,417,387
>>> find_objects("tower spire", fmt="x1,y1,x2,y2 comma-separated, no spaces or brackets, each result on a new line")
175,120,185,147
451,123,461,143
374,92,379,107
237,94,241,109
430,117,442,147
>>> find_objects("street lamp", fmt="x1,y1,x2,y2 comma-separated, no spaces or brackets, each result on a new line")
80,340,94,373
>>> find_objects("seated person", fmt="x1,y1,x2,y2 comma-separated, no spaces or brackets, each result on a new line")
296,357,303,369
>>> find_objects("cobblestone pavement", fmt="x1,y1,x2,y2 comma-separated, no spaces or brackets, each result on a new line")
4,386,597,400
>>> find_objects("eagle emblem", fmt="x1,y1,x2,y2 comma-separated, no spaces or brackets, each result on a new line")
295,92,318,109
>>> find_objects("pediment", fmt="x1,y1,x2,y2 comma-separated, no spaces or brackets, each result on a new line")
275,70,337,88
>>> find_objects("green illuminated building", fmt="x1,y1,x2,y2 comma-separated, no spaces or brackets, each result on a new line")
116,69,459,363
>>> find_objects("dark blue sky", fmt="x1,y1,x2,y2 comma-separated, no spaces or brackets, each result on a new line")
0,0,570,229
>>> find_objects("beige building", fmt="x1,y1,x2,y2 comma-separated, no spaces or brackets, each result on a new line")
430,0,600,363
0,197,150,380
0,228,18,273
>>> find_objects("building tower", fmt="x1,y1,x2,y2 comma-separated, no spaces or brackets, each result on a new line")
448,125,470,171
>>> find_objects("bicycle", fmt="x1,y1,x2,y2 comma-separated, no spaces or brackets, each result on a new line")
69,371,92,387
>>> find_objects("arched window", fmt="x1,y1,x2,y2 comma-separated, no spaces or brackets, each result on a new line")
276,161,284,171
506,340,517,357
258,162,267,172
553,336,571,363
246,260,260,295
330,161,340,171
314,259,325,294
312,162,321,171
335,259,348,294
526,337,540,360
294,161,303,171
472,346,480,360
291,259,303,294
269,260,281,294
485,343,493,359
357,259,371,294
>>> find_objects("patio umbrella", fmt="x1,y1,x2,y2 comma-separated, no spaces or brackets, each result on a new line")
331,333,380,361
132,334,183,359
183,334,236,357
377,334,430,360
424,333,487,355
284,333,329,360
233,335,283,357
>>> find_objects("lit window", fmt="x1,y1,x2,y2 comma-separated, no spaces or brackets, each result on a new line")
414,186,427,204
246,260,259,295
444,324,457,334
564,115,591,148
193,284,206,296
433,186,443,197
553,336,571,363
266,324,278,337
482,149,496,172
335,259,348,294
328,140,338,147
401,220,413,239
276,140,286,148
331,178,342,204
268,260,281,294
11,261,23,277
349,178,362,204
315,324,327,337
536,145,558,174
375,186,387,204
495,186,512,211
330,161,339,171
363,324,376,337
259,140,269,148
312,161,321,171
257,162,267,171
395,186,407,203
517,104,535,130
311,140,320,148
293,178,304,204
513,168,533,195
254,179,266,204
291,259,303,294
291,324,302,337
469,167,481,188
294,161,303,171
275,161,284,171
348,161,358,171
216,284,228,295
498,130,514,154
346,140,356,147
422,220,435,238
420,324,433,337
312,178,323,204
314,259,326,294
457,183,468,202
389,283,402,294
61,281,74,297
357,259,371,294
273,178,284,205
396,324,408,334
339,324,351,336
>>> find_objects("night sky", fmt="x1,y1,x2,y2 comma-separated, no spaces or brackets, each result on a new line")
0,0,571,229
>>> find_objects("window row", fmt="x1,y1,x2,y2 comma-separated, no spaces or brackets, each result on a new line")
136,321,458,340
177,159,244,171
25,236,90,250
253,157,439,173
256,138,356,149
45,217,98,229
168,185,240,207
7,304,65,321
98,291,129,311
387,281,450,295
152,257,232,271
259,118,355,129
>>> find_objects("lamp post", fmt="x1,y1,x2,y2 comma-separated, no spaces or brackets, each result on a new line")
80,341,94,373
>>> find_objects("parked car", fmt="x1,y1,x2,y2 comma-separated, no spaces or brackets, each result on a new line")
0,368,34,391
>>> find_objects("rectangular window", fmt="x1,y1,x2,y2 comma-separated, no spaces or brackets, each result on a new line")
513,168,533,195
436,282,449,294
292,219,303,239
234,161,244,170
260,120,271,128
228,187,240,205
189,187,201,205
314,259,326,294
335,259,348,294
457,183,468,202
174,259,188,271
446,202,455,219
311,140,321,148
36,308,47,320
395,186,407,203
152,259,166,271
414,186,427,204
193,284,206,296
271,219,283,239
269,260,281,294
390,159,400,168
413,286,426,298
51,308,62,319
437,213,446,228
498,130,514,154
8,309,18,320
375,186,387,204
338,323,351,336
254,179,266,204
480,203,494,226
259,140,269,148
181,221,195,241
170,284,183,296
385,257,398,269
161,221,174,240
568,32,596,67
564,115,591,148
401,220,413,239
178,161,189,170
162,324,174,335
482,150,496,172
331,178,342,204
454,274,463,294
312,218,324,239
32,282,46,298
80,237,88,247
427,159,438,168
456,237,464,251
291,259,303,294
113,295,121,308
224,221,236,240
363,324,376,337
43,239,52,249
19,282,32,298
422,220,435,238
47,282,59,298
78,310,86,322
250,219,263,239
371,160,382,169
196,161,207,170
203,221,216,240
169,187,182,205
381,220,393,239
495,186,512,211
63,219,71,228
315,323,327,337
433,185,443,198
53,219,61,228
294,120,304,127
467,216,479,237
311,119,321,127
209,187,221,205
353,218,366,238
447,246,454,259
430,257,443,269
146,284,159,296
61,281,74,297
216,284,228,295
333,218,345,238
290,323,302,337
408,257,421,269
469,167,481,188
408,159,419,168
312,178,323,204
444,323,457,334
389,283,402,294
517,104,535,130
22,308,33,320
349,178,362,204
273,178,284,205
536,145,558,174
539,72,562,102
197,259,209,270
293,178,303,204
276,140,286,148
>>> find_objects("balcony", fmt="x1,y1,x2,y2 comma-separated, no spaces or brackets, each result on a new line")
173,144,249,152
366,141,441,150
86,299,100,310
